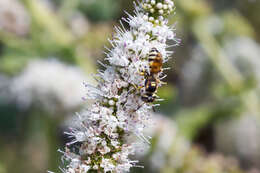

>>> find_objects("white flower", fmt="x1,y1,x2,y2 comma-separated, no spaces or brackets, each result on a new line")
100,159,115,173
81,164,91,172
59,0,177,172
75,132,87,142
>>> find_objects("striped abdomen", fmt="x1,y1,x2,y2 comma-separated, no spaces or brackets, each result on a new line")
148,48,163,74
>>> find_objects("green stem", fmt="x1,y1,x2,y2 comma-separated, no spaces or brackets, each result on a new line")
192,17,260,115
24,0,74,47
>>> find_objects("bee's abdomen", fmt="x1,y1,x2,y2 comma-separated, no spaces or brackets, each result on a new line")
145,80,157,93
148,48,163,74
150,61,162,74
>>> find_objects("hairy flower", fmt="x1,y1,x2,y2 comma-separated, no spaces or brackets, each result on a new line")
59,0,177,172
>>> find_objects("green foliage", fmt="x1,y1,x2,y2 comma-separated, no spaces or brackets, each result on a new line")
79,0,120,22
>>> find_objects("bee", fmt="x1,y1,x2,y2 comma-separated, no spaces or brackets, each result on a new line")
141,74,159,103
138,48,165,104
148,48,163,75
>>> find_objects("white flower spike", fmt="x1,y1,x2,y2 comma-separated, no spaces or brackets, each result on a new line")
58,0,177,172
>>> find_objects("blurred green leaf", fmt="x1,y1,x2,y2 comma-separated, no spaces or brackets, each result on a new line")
79,0,120,22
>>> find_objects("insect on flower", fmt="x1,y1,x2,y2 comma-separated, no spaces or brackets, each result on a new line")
141,74,159,103
148,47,163,75
140,48,164,103
54,0,177,171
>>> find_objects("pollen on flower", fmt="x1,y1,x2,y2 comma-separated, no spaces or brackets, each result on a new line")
58,0,177,172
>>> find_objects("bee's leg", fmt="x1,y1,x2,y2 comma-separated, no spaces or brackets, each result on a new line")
153,94,164,102
140,71,146,76
162,67,171,71
152,106,156,112
138,68,147,76
155,98,164,102
132,84,138,91
151,103,160,112
127,85,143,100
158,77,167,85
132,84,143,91
153,94,159,98
130,102,145,114
160,81,167,85
160,74,167,80
137,102,145,111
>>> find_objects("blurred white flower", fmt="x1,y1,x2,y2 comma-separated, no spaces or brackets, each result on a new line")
223,37,260,85
136,114,190,171
10,59,90,113
205,15,224,35
37,0,57,11
181,45,207,89
180,44,211,103
181,36,260,103
0,0,30,36
215,114,260,167
69,12,90,37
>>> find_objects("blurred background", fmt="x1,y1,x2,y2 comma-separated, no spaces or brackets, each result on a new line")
0,0,260,173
